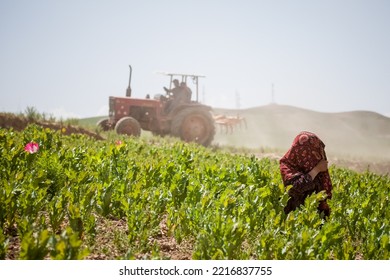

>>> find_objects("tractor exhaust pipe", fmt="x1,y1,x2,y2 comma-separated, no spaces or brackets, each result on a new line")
126,65,132,97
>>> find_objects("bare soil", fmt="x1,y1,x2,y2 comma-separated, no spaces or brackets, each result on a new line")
0,113,103,140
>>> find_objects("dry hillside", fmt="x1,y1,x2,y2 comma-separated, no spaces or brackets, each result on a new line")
212,104,390,174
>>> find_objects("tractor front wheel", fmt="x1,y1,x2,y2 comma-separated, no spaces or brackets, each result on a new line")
115,117,141,137
96,118,111,131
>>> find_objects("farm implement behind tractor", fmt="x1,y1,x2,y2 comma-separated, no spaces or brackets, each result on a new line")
213,114,247,134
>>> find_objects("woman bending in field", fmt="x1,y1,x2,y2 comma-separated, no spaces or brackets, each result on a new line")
279,131,332,218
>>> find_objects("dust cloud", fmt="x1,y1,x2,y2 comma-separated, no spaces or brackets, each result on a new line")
212,104,390,174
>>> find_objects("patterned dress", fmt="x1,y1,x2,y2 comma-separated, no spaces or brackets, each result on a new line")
279,131,332,217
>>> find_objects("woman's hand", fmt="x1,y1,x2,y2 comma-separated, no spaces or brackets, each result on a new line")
316,159,328,172
308,159,328,180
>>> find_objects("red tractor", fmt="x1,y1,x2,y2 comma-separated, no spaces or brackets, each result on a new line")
97,65,215,146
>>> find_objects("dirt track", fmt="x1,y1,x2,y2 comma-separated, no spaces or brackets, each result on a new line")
0,113,103,140
254,152,389,176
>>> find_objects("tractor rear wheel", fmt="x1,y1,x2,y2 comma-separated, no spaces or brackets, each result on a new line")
115,117,141,137
171,107,215,146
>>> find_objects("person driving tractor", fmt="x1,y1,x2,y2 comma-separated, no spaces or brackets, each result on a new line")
164,79,191,112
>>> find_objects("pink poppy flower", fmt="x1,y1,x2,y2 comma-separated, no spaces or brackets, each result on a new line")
115,140,125,150
24,142,39,154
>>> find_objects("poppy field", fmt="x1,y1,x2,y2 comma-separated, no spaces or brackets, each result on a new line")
0,124,389,259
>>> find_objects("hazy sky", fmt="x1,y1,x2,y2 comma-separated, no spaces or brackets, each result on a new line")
1,0,389,119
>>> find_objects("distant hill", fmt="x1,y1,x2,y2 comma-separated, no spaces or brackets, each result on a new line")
212,104,390,161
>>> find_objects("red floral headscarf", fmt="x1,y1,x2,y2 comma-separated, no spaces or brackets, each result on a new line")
280,131,332,198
